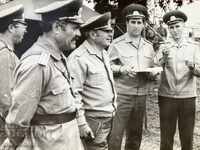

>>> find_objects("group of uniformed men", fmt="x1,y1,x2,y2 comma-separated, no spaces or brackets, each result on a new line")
0,0,199,150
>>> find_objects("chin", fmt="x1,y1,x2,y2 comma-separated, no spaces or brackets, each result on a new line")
16,40,21,45
70,45,76,50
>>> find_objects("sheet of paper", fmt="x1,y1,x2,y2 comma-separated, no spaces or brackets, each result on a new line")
136,67,163,73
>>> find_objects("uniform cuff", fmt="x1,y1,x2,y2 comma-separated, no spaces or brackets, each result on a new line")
76,115,87,126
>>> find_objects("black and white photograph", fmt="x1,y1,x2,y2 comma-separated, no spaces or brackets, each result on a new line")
0,0,200,150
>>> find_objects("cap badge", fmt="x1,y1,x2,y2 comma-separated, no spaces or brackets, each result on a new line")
170,16,177,21
59,7,82,21
132,11,140,16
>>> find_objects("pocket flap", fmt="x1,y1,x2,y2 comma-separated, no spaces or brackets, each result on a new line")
51,88,66,95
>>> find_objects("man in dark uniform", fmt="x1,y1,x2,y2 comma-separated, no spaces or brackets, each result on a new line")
68,12,116,150
0,0,84,150
154,10,200,150
108,3,159,150
0,4,27,145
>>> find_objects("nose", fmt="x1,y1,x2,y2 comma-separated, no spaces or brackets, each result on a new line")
134,23,141,28
108,30,114,37
75,29,81,37
24,28,27,33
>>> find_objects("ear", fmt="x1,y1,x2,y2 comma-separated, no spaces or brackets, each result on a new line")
52,21,62,34
126,19,129,25
143,21,147,27
8,24,15,33
182,22,185,27
88,30,97,40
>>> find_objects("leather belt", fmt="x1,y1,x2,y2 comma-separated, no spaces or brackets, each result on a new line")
30,112,76,125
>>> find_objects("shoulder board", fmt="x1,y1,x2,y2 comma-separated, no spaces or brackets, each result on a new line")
160,40,171,46
38,52,50,66
0,41,7,51
144,39,153,45
112,35,125,44
186,40,199,45
72,45,87,57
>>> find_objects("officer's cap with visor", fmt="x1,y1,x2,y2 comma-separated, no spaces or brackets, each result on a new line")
34,0,83,24
81,12,112,32
0,4,26,26
122,3,148,20
163,10,187,25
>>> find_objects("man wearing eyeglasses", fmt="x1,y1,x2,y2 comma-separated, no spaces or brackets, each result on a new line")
68,12,116,150
108,3,157,150
0,4,27,145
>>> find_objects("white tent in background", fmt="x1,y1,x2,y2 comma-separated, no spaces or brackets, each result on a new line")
180,1,200,28
179,1,200,38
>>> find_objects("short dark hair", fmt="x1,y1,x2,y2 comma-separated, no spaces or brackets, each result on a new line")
38,21,54,33
126,17,145,24
0,23,9,33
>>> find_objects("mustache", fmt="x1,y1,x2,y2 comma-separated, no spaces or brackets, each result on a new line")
71,36,80,41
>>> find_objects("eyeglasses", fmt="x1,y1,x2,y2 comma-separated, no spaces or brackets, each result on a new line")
14,23,27,30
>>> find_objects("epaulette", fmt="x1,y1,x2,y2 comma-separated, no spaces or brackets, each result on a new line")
72,46,87,57
159,41,172,50
144,39,153,45
0,41,7,51
112,35,125,44
38,52,50,66
186,39,199,45
160,40,171,46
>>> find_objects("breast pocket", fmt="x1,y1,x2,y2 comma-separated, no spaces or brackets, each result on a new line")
49,72,70,99
120,53,136,65
49,80,73,110
87,68,107,86
165,53,174,68
51,87,66,95
142,54,153,68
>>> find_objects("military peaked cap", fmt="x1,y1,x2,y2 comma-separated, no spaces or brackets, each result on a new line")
35,0,83,24
163,10,187,25
122,3,148,19
81,12,112,31
0,4,26,25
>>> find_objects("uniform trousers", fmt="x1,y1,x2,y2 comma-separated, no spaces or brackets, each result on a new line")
158,96,195,150
108,94,146,150
82,116,113,150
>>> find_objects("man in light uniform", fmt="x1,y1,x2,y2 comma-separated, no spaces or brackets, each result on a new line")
68,12,116,150
0,4,27,145
108,3,158,150
154,10,200,150
0,0,84,150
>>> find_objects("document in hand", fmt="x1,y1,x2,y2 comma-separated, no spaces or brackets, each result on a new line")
135,67,163,73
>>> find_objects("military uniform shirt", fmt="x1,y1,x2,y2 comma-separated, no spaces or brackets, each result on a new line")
5,36,83,150
0,35,19,117
6,36,78,126
154,38,200,98
68,40,116,125
108,33,155,95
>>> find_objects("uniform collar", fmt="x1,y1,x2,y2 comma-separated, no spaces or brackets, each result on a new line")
169,37,189,48
0,34,14,51
125,33,146,48
83,40,104,58
37,35,62,61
